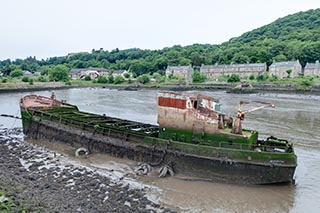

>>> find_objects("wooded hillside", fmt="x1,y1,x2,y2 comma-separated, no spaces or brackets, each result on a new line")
1,8,320,76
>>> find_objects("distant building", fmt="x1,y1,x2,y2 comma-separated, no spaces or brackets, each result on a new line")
269,60,302,79
304,60,320,76
200,63,266,79
70,67,108,80
23,70,32,75
165,65,193,82
33,71,42,76
112,70,130,78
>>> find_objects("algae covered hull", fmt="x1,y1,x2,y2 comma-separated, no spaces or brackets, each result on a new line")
20,93,297,184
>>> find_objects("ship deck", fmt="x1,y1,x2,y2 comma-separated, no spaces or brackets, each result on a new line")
20,94,68,109
30,106,160,138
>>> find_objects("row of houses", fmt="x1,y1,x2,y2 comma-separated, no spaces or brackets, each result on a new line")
304,60,320,76
70,68,130,80
166,60,320,82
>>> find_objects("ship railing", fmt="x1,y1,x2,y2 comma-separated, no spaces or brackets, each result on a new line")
216,141,291,153
31,109,150,144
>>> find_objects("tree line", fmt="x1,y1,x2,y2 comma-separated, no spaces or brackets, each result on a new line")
1,9,320,78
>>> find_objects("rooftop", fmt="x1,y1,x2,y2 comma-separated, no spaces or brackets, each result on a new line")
270,60,300,67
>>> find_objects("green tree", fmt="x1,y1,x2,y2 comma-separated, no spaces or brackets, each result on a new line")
49,65,69,81
269,74,279,82
10,70,24,78
97,75,108,83
249,74,255,80
123,73,131,79
137,74,150,84
227,74,241,83
108,75,114,83
29,78,34,85
256,72,269,81
114,75,124,84
232,53,250,64
152,72,162,82
84,76,91,81
38,76,47,82
21,76,29,82
192,71,206,83
286,69,292,78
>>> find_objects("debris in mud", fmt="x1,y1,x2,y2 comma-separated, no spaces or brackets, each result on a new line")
75,147,89,157
158,164,175,178
0,128,175,212
135,163,152,176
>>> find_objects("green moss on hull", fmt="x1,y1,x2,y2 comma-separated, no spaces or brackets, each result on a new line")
143,136,297,165
20,110,33,131
159,127,258,145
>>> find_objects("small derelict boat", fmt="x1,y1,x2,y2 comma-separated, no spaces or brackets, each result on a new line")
20,92,297,184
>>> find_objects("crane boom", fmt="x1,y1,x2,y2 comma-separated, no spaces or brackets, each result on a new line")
241,103,275,115
232,101,275,135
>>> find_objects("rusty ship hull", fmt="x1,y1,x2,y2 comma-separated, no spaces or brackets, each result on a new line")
20,94,297,184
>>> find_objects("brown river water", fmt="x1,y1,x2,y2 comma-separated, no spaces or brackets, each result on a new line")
1,88,320,212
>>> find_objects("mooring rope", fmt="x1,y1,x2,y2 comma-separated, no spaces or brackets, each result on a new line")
0,114,21,119
0,111,21,134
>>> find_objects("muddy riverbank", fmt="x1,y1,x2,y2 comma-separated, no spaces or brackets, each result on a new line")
1,82,320,95
0,128,174,212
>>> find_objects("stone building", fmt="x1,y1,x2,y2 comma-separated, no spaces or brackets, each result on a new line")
269,60,302,79
165,65,193,82
70,67,109,80
112,70,130,78
23,70,32,76
304,60,320,77
200,63,266,79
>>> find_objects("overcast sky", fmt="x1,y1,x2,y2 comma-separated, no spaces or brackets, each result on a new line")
1,0,320,60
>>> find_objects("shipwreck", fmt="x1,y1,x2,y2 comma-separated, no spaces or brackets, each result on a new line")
20,92,297,184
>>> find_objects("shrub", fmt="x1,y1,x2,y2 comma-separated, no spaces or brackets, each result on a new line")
10,70,24,78
38,76,47,82
192,71,206,83
123,73,131,79
84,76,91,81
114,75,124,84
286,69,292,78
97,75,108,83
21,76,29,82
249,74,255,80
153,72,163,83
227,74,241,83
168,74,178,80
108,75,114,84
256,72,269,81
1,78,8,83
217,75,228,82
28,78,34,85
160,76,166,83
41,69,48,75
299,79,312,87
269,74,279,82
137,74,150,84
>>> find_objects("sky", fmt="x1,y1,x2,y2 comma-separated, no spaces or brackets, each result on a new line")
1,0,320,61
